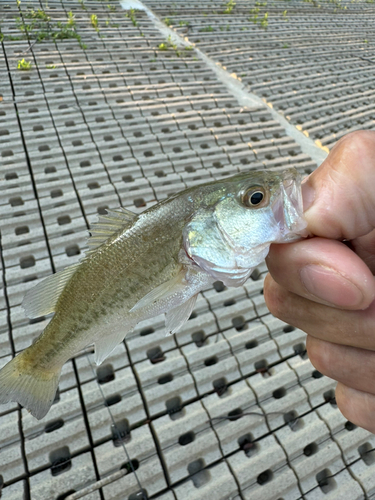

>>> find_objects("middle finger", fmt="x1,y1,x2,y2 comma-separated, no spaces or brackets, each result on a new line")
264,273,375,351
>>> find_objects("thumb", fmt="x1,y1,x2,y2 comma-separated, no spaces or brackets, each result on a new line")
303,130,375,240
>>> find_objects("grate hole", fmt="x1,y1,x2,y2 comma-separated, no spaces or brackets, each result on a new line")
185,166,196,173
345,421,357,431
213,281,226,292
9,197,24,207
255,359,268,374
97,206,108,215
105,394,121,407
134,198,146,208
224,299,235,307
232,316,247,331
111,419,130,446
97,364,115,384
213,377,227,396
179,431,195,446
192,330,205,347
120,459,139,473
293,343,306,357
88,182,100,190
304,442,319,457
273,387,286,399
20,256,35,269
57,215,71,226
65,245,80,257
312,370,323,379
188,459,211,488
324,389,336,404
166,396,182,418
283,325,295,333
158,373,173,385
147,346,164,364
238,433,258,457
45,419,64,434
257,469,273,485
251,268,261,280
316,468,336,493
45,166,56,174
39,145,50,152
50,187,64,199
358,442,375,466
140,327,154,336
228,408,243,421
284,410,303,430
50,447,71,476
204,356,218,367
246,339,258,349
5,172,18,180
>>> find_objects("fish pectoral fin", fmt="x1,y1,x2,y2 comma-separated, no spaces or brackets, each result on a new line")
22,263,79,319
94,327,133,365
165,294,198,336
130,268,186,313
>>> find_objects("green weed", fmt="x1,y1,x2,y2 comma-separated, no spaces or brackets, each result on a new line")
17,58,32,70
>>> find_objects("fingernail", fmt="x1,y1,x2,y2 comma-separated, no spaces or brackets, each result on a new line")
302,179,315,212
300,265,364,308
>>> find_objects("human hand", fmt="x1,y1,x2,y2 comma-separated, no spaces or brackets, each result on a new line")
264,130,375,433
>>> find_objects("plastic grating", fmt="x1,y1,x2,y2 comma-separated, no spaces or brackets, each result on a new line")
0,1,374,499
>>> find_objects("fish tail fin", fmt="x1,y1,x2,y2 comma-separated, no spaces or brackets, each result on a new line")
0,353,61,420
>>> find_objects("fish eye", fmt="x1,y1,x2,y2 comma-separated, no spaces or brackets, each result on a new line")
242,186,267,208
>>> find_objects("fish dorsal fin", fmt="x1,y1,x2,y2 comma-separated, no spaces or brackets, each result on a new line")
22,263,79,319
87,207,137,251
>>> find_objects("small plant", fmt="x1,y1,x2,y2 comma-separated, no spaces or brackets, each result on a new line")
157,36,181,56
282,43,289,48
179,20,189,26
45,63,56,69
66,11,75,27
199,25,214,32
223,0,236,14
90,14,99,30
17,58,32,70
107,3,116,11
164,17,173,26
125,8,138,27
260,12,268,28
78,0,86,10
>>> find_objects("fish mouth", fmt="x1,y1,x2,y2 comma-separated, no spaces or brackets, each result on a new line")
272,173,308,242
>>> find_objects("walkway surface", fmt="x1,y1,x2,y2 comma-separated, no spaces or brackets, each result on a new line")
1,1,375,499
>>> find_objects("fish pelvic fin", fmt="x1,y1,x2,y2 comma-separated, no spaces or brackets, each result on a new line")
0,353,61,420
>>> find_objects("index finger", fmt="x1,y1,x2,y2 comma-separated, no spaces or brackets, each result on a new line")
303,130,375,240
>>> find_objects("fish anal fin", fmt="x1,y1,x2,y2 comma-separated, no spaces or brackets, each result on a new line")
87,207,137,252
94,326,133,365
165,294,198,336
22,264,79,319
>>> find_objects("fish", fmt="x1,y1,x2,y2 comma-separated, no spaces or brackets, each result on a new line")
0,167,307,419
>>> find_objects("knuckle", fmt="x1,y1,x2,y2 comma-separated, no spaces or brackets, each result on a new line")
264,273,289,320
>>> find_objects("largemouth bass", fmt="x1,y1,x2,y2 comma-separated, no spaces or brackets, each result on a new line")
0,168,306,419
